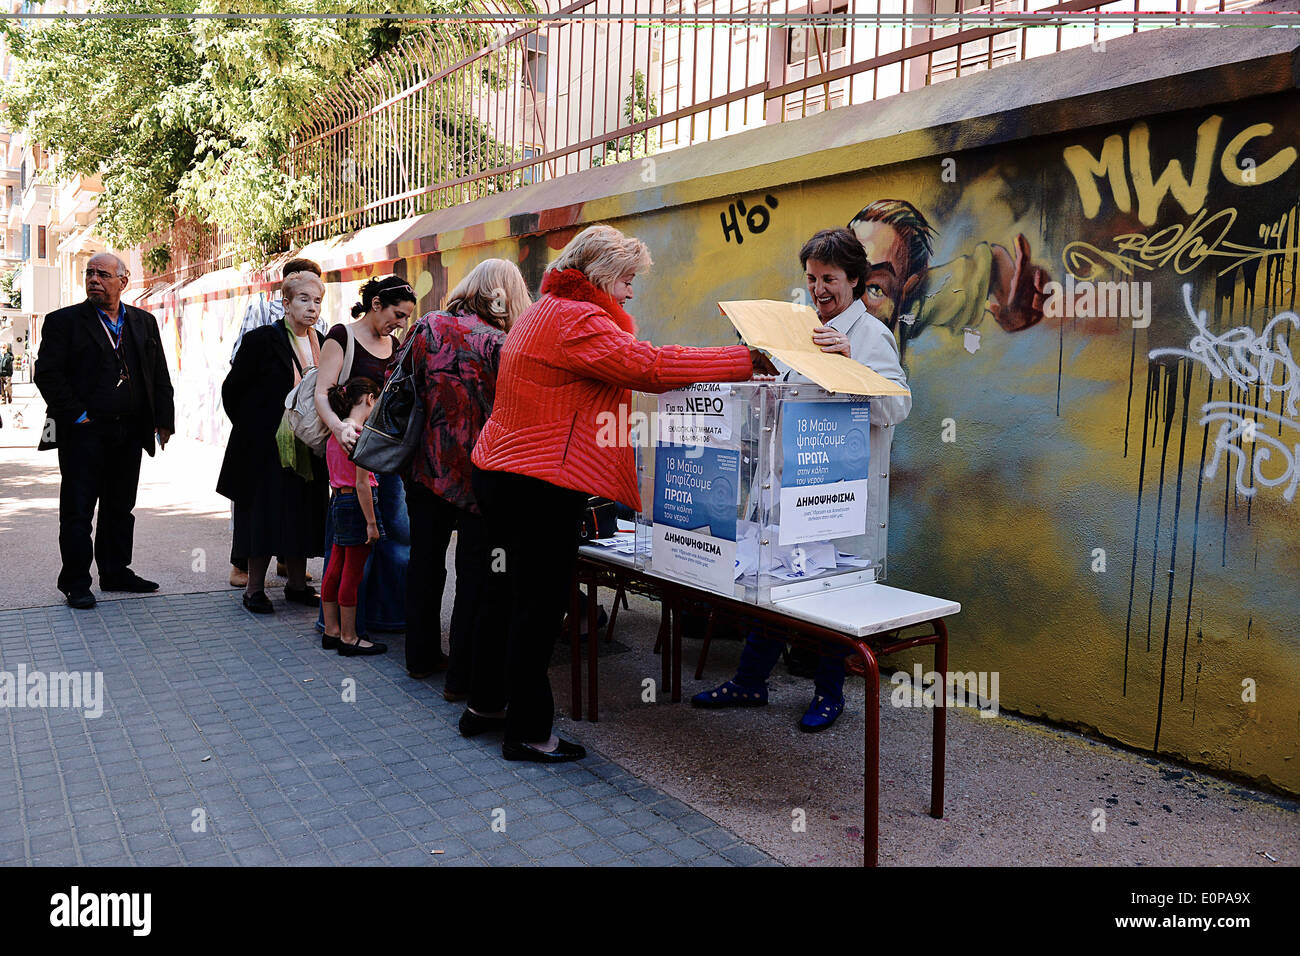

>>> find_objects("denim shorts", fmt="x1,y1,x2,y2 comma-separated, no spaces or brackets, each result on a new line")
330,488,385,546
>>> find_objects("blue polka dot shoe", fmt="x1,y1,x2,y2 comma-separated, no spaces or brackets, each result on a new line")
798,694,845,732
691,680,769,708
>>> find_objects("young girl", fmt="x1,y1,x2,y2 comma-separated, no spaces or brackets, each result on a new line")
321,377,386,656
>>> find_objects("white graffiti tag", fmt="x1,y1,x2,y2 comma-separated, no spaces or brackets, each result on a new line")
1149,284,1300,502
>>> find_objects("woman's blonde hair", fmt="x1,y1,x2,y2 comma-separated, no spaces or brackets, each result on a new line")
281,270,325,302
444,258,532,330
548,224,652,294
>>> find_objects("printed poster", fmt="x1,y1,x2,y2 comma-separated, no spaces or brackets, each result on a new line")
778,400,870,545
657,383,734,447
651,444,740,594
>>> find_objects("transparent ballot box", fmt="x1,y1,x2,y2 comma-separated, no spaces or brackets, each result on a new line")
632,381,889,606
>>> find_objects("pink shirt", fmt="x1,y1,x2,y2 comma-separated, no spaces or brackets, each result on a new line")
326,435,378,489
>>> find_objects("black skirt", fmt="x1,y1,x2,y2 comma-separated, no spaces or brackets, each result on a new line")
231,450,328,560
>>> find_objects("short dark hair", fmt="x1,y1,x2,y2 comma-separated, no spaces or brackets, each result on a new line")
352,274,417,319
799,228,869,298
326,376,380,419
847,199,936,281
282,258,321,278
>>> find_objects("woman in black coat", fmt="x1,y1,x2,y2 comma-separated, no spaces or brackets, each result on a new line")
217,271,329,613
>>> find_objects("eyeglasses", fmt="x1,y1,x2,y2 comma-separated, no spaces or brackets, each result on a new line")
85,269,124,281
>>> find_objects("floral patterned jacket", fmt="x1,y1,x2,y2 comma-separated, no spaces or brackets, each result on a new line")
403,309,506,513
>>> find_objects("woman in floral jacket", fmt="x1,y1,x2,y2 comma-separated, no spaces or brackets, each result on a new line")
402,259,532,692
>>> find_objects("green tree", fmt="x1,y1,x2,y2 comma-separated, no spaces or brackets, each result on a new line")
593,69,658,168
0,266,19,309
0,0,521,263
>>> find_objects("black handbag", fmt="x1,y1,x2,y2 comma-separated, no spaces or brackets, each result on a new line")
350,330,424,475
579,496,618,540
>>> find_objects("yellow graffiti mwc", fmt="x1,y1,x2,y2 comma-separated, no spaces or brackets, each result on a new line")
1063,115,1297,225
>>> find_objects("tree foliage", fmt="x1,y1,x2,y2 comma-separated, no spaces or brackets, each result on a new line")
0,0,516,263
593,69,658,168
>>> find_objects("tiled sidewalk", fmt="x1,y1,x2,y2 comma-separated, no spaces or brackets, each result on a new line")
0,592,775,867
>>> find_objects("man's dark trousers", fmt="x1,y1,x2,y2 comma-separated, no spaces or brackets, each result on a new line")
56,418,144,593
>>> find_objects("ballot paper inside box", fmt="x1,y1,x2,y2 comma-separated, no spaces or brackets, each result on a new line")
632,381,890,605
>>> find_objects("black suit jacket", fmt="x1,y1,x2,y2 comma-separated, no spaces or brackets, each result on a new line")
216,320,324,502
34,300,176,454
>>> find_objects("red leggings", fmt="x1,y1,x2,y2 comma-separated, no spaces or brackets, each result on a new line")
321,543,371,607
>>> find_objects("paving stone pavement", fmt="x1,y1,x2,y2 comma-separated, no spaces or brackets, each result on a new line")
0,591,777,867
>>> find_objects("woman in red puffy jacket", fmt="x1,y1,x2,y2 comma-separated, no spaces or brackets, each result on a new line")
465,224,774,763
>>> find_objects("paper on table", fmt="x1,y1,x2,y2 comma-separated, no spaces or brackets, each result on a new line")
719,299,912,397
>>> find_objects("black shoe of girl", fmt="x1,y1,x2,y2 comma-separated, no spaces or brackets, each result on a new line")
338,638,387,657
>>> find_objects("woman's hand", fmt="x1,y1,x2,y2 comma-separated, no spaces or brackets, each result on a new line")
811,325,851,357
333,419,360,452
365,521,380,546
748,347,779,377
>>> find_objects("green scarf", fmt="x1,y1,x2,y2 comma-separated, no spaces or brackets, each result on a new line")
277,325,316,482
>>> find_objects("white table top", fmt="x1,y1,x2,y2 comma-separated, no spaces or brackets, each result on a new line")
773,581,960,638
577,545,958,638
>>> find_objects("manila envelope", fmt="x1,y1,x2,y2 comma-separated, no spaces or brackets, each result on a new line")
718,299,912,397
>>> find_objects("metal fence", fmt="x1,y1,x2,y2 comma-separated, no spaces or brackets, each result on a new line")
284,0,1259,246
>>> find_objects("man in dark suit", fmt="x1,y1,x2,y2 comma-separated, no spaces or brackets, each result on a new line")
34,252,175,609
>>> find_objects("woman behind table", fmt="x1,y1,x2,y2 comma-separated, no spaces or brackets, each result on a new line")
692,226,914,732
466,224,775,763
403,259,532,690
218,270,329,614
313,274,417,638
321,377,386,656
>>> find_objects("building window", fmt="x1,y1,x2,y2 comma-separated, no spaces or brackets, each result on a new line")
522,146,541,185
21,223,29,260
786,4,848,66
525,34,548,95
37,224,45,259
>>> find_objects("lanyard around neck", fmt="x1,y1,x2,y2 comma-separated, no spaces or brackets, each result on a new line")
99,311,124,350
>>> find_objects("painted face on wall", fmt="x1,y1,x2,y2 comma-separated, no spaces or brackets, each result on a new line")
804,258,857,322
849,218,919,323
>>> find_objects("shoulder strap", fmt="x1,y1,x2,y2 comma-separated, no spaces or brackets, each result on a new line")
308,327,321,368
340,322,356,383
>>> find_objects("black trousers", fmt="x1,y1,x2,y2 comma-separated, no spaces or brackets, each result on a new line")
471,466,586,744
56,419,145,593
405,481,491,685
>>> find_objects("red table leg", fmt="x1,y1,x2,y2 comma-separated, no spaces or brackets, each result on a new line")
859,643,881,868
588,579,599,722
671,596,682,702
694,610,715,680
569,576,582,721
931,619,948,819
659,598,671,698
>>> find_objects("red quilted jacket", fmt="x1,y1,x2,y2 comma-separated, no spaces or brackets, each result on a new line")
471,268,754,509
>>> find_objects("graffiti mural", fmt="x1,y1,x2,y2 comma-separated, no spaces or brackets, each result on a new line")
141,89,1300,794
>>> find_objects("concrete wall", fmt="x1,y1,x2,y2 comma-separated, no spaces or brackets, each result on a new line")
141,23,1300,794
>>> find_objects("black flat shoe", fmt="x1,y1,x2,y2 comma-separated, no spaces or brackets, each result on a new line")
64,589,96,610
242,591,274,614
338,638,387,657
284,585,320,607
459,709,506,738
322,633,340,650
100,572,159,593
502,739,586,763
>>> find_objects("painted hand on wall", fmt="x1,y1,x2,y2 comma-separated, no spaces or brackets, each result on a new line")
988,234,1050,333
